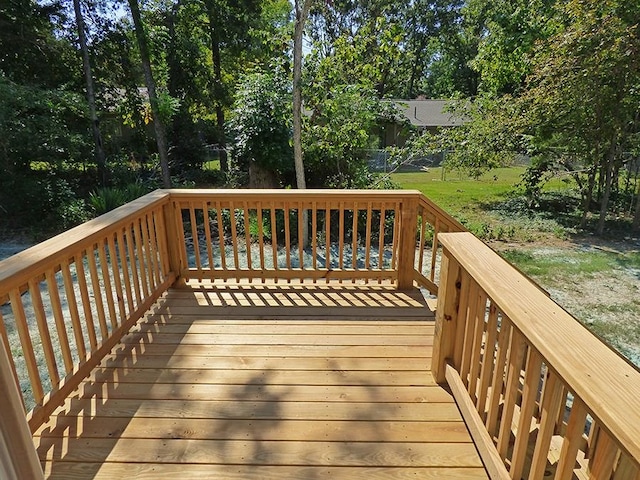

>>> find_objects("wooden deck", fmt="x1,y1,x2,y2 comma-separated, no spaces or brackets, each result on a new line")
32,282,488,479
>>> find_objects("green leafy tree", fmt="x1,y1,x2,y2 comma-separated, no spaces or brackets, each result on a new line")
228,68,293,188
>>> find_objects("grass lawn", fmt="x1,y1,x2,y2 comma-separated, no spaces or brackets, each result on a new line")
392,167,577,242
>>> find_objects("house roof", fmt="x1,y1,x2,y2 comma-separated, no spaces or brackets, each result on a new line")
391,99,464,127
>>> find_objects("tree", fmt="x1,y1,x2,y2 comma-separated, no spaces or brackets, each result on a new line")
127,0,172,188
72,0,107,185
293,0,311,192
228,69,293,188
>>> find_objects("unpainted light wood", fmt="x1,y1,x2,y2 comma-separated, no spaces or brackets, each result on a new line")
45,269,74,373
74,251,98,350
86,247,109,341
108,233,129,319
554,397,588,480
446,363,510,479
0,341,44,480
29,278,59,385
529,371,564,479
510,348,544,479
476,302,498,417
588,430,618,480
10,288,44,403
486,317,512,437
452,273,471,369
439,232,640,467
397,196,419,289
431,253,461,383
60,259,87,359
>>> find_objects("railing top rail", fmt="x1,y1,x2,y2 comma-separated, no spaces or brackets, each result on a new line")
167,188,424,201
0,190,170,297
438,231,640,463
417,195,466,232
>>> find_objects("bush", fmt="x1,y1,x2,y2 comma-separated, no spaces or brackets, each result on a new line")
89,183,152,216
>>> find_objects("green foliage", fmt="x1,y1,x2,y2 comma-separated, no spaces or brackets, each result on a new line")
89,184,151,216
303,84,396,188
228,68,293,184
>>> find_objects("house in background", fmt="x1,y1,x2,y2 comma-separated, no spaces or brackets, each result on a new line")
370,98,464,172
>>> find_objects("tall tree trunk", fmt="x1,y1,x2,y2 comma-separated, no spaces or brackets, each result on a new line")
128,0,172,188
580,167,597,229
633,182,640,230
73,0,106,186
596,145,616,235
293,0,311,246
207,9,228,173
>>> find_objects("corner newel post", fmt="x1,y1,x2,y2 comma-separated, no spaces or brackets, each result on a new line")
432,248,462,384
396,195,419,290
161,192,185,286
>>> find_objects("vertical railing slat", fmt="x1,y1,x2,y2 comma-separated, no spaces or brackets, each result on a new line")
269,202,277,275
0,309,22,399
9,289,44,403
486,316,512,436
497,329,527,458
257,203,265,279
86,245,109,340
146,211,162,287
97,240,119,330
243,202,252,272
430,218,440,282
229,202,240,273
529,371,564,479
555,398,588,480
364,202,372,273
298,201,304,272
75,252,98,350
202,202,215,273
467,289,488,402
113,231,134,315
28,279,59,386
476,302,498,418
510,348,544,479
140,214,156,290
311,202,318,273
60,259,87,360
45,269,73,372
351,203,358,275
215,202,227,271
132,219,150,295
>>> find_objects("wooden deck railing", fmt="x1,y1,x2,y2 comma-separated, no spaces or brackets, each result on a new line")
0,188,460,462
433,232,640,479
169,189,464,291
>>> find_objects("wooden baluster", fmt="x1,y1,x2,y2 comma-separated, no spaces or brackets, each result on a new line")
188,203,202,277
486,317,512,437
127,219,149,296
325,206,331,279
391,202,400,272
612,453,640,480
338,202,345,275
284,202,292,277
510,348,544,479
467,289,488,402
45,269,73,372
215,202,227,272
588,429,618,480
311,202,318,277
555,397,588,480
152,207,170,280
364,202,372,280
243,202,252,272
86,246,109,340
477,302,498,418
229,202,239,273
0,309,21,396
270,202,278,276
115,230,136,313
9,289,44,403
29,278,59,386
497,329,527,458
75,251,98,350
256,202,265,283
378,206,386,279
97,240,120,329
351,203,358,279
146,211,162,286
459,280,480,386
529,371,565,479
257,204,265,282
298,201,305,274
60,259,87,359
201,202,214,274
174,202,190,280
140,214,156,290
452,274,471,369
417,209,427,274
430,218,440,282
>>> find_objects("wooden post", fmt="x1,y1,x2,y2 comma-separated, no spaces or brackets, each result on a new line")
0,341,44,479
161,194,185,285
432,251,462,383
396,195,418,290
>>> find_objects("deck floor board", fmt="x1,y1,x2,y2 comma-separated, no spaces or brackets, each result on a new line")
33,283,488,479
